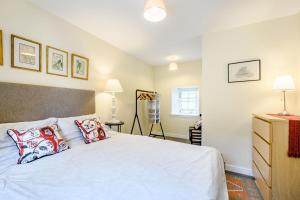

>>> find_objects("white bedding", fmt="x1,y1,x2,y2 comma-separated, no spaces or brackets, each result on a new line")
0,133,228,200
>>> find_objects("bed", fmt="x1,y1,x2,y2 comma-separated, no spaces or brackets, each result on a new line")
0,82,228,200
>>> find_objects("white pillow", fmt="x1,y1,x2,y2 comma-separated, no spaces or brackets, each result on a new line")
0,118,58,173
57,114,96,145
57,114,111,146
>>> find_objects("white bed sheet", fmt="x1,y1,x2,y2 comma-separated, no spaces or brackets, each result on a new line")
0,133,228,200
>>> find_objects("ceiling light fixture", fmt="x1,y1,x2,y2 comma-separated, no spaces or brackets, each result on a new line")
144,0,167,22
167,55,179,61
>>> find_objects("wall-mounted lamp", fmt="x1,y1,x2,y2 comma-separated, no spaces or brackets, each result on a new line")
167,55,179,71
169,62,178,71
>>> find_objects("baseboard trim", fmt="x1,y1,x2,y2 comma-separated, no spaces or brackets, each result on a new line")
225,164,253,177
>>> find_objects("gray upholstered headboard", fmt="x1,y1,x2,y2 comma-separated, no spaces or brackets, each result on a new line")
0,82,95,123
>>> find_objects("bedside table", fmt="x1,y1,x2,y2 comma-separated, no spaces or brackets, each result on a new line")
105,121,125,132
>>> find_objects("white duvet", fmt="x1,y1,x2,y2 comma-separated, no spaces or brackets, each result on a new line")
0,133,228,200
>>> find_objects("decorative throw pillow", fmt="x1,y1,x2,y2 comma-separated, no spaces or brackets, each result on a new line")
7,124,69,164
75,118,106,144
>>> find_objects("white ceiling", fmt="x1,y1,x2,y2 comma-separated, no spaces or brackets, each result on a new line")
29,0,300,66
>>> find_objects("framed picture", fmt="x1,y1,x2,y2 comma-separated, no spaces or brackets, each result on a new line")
0,30,3,65
71,54,89,80
11,34,42,72
46,46,68,77
228,60,261,83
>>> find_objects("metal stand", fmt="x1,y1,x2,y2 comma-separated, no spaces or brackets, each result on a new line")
130,89,165,140
130,113,143,135
149,122,165,139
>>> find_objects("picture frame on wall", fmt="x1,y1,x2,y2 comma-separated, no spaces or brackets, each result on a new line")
46,46,68,77
228,59,261,83
0,30,3,65
11,34,42,72
71,53,89,80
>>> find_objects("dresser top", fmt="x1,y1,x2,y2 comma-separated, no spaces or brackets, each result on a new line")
252,113,288,122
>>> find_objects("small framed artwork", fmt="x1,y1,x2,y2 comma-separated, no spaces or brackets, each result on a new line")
11,34,42,72
46,46,68,77
228,60,261,83
71,54,89,80
0,30,3,65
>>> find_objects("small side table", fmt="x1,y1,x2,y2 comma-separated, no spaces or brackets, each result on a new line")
189,125,202,145
105,121,124,132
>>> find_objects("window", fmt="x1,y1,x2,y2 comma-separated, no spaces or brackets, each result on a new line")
171,87,199,116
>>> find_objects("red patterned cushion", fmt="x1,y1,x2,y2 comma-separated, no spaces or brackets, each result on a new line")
75,118,106,144
7,124,69,164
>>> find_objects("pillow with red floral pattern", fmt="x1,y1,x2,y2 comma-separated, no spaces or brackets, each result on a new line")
75,118,106,144
7,124,69,164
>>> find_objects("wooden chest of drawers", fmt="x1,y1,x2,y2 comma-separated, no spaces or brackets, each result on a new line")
252,114,300,200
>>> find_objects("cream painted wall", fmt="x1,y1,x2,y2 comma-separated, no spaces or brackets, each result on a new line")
202,13,300,175
295,12,300,115
153,60,202,139
0,0,154,133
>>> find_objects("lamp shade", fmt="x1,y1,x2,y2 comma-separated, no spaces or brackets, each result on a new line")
273,75,296,91
144,0,167,22
105,79,123,93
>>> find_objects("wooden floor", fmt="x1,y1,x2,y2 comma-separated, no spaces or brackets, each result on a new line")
165,136,262,200
226,172,262,200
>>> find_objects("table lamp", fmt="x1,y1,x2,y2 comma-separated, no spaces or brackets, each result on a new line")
273,75,296,115
105,79,123,123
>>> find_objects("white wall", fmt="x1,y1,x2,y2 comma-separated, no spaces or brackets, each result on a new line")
297,13,300,114
153,60,202,139
202,13,300,175
0,0,154,133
